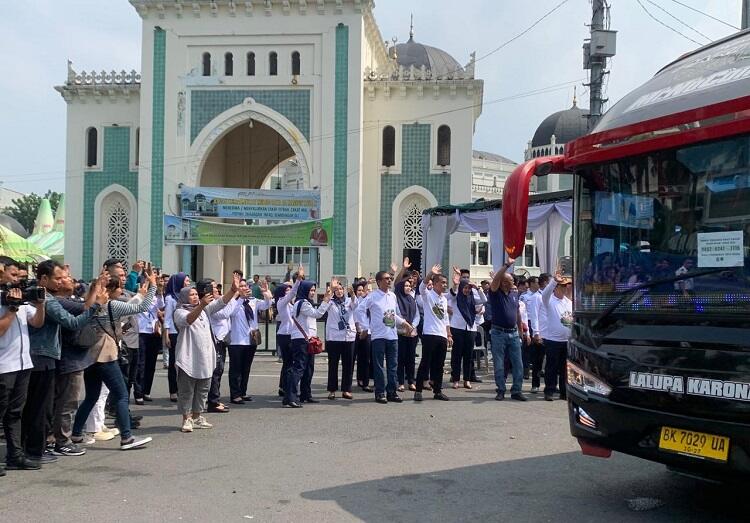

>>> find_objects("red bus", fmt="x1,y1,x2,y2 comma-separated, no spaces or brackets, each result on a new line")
503,30,750,479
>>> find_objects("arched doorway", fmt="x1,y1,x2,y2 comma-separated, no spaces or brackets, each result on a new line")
391,187,438,272
187,101,313,283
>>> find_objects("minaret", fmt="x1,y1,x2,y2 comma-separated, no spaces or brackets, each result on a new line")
409,13,414,41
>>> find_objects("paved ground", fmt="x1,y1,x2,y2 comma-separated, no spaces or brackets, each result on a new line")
1,354,747,522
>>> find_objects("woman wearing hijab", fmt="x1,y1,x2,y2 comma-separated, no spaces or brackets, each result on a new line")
285,278,332,408
227,278,272,404
325,278,358,400
352,281,373,392
447,276,486,389
163,272,190,402
173,277,239,433
395,277,420,392
274,282,293,398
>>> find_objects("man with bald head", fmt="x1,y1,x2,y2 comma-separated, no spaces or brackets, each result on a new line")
487,258,527,401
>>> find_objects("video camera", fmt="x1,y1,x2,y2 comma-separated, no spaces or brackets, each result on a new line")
0,279,46,307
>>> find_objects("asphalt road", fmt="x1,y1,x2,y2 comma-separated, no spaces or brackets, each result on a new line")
1,354,747,522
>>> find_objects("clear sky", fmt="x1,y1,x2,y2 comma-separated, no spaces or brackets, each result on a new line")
0,0,742,195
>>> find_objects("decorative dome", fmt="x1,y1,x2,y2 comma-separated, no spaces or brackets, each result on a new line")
0,214,29,238
394,36,464,78
531,102,590,148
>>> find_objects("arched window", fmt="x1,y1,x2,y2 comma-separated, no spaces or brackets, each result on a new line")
437,125,451,167
269,51,278,76
202,52,211,76
291,51,301,75
86,127,98,167
402,200,425,250
382,126,395,167
134,127,140,166
224,52,234,76
247,52,255,76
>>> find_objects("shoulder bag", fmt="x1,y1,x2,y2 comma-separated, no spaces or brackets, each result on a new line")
291,312,323,355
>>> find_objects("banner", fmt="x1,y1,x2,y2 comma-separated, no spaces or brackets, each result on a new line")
164,215,332,247
180,186,321,221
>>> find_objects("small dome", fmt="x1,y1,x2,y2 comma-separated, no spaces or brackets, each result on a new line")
531,102,590,148
0,214,29,238
394,37,464,78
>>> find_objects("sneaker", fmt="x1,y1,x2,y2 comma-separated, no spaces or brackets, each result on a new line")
181,418,194,433
530,387,539,394
413,392,423,402
544,394,554,401
71,433,96,445
52,443,86,456
120,436,152,450
192,416,213,429
495,392,505,401
94,430,115,442
103,426,120,437
386,394,403,403
6,457,41,470
511,393,528,402
433,392,450,401
375,395,388,404
36,450,58,464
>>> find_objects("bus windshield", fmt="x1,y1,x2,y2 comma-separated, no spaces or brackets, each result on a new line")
575,134,750,319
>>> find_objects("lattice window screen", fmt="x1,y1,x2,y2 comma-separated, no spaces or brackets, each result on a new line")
105,198,130,264
402,200,424,249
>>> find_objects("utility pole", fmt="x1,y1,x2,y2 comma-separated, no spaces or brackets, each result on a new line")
743,0,750,30
583,0,616,129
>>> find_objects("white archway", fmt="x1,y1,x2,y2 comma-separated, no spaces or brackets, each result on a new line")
185,97,313,188
93,184,138,270
391,185,439,264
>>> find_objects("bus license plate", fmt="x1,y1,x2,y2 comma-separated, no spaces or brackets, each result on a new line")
659,426,729,462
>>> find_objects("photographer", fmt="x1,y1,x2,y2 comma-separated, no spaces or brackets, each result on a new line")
23,260,103,465
0,257,46,473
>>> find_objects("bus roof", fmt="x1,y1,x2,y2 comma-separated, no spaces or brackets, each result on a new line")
592,29,750,134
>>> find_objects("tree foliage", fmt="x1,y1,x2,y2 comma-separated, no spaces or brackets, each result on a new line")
3,190,62,234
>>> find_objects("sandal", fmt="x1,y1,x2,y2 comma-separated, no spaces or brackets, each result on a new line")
328,392,336,400
408,384,417,391
464,381,473,390
397,385,405,392
452,382,460,389
342,392,353,399
423,382,433,391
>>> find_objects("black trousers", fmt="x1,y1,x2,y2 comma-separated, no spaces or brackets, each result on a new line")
228,344,257,399
416,335,448,394
139,333,161,397
530,340,545,389
326,340,354,393
284,338,307,404
0,369,31,463
21,368,55,459
168,333,178,395
450,328,474,382
397,335,418,385
543,340,567,396
208,340,228,406
353,334,372,386
124,346,138,398
277,333,292,392
300,350,315,402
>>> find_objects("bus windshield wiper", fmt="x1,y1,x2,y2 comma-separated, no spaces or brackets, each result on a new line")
591,268,727,330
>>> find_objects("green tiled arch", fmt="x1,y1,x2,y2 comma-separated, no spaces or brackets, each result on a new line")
190,89,311,143
82,126,139,278
379,123,451,270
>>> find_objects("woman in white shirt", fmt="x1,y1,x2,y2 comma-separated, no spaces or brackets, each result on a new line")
325,278,358,400
227,278,272,404
395,277,420,392
447,277,486,389
274,283,293,397
173,277,238,433
163,272,190,402
285,279,332,408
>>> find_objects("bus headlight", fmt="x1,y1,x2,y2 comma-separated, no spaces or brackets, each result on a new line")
567,362,612,397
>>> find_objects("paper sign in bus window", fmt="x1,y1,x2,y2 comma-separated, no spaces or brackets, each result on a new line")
697,231,744,268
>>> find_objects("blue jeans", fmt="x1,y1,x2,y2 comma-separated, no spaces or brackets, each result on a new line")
371,338,398,396
490,327,523,394
285,338,308,404
72,361,131,440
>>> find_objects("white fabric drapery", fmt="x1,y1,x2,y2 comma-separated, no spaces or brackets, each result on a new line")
421,201,572,274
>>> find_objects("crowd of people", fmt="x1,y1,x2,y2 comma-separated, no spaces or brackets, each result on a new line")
0,254,573,477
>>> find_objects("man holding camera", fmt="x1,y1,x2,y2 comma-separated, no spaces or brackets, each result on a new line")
0,257,46,473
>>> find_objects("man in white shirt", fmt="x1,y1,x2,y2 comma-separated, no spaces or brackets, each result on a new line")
207,281,240,413
541,273,573,401
0,258,46,473
414,265,451,402
674,258,695,294
135,289,165,404
527,274,548,393
355,271,412,404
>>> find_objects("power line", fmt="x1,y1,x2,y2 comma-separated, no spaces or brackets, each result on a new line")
635,0,705,46
645,0,712,42
667,0,740,30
